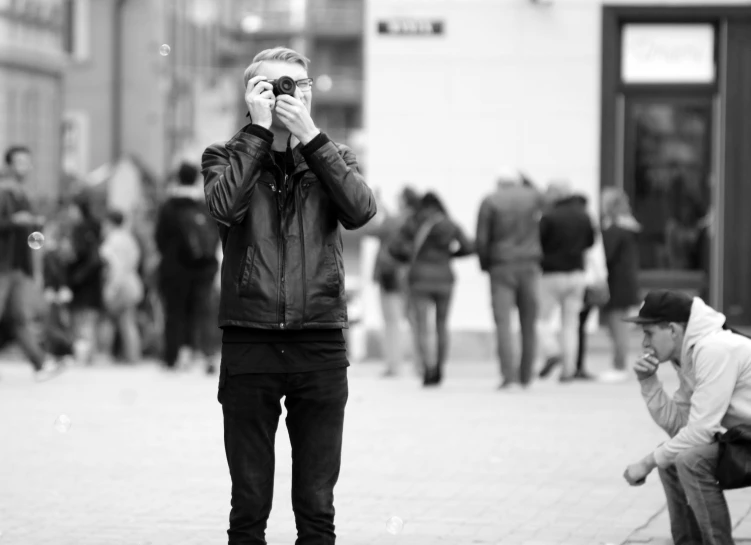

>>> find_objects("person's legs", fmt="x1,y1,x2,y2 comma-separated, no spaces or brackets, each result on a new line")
605,308,630,371
434,289,453,382
516,264,540,386
558,273,586,380
409,293,434,381
380,288,403,376
674,443,734,545
490,270,518,385
576,302,593,375
117,305,142,363
537,273,561,368
8,272,48,370
160,274,191,368
658,464,704,545
285,368,348,545
219,370,285,545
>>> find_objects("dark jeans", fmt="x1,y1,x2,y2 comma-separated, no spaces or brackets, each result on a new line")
161,270,217,366
218,367,348,545
489,263,540,385
0,270,46,370
409,289,452,374
658,443,733,545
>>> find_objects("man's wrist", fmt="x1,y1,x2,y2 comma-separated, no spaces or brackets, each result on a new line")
298,128,321,146
642,452,657,471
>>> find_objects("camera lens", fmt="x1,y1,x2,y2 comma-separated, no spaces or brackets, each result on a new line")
277,76,296,95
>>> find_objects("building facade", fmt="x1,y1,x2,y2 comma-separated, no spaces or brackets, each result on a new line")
0,0,67,203
62,0,235,183
362,0,751,358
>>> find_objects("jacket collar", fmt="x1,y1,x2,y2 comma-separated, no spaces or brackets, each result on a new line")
261,137,310,177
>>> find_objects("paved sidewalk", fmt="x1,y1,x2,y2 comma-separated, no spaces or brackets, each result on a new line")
1,353,750,545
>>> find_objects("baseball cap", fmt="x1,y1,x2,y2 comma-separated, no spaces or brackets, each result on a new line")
623,289,693,324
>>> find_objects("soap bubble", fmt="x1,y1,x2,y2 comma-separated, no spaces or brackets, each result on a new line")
385,516,404,535
159,44,171,56
54,414,72,433
27,231,44,250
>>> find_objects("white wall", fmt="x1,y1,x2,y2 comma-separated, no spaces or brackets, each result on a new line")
363,0,602,332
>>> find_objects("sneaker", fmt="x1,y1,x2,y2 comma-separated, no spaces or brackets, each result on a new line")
597,370,630,384
498,380,521,391
538,356,561,378
35,359,67,382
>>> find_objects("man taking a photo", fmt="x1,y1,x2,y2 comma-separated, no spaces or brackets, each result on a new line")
202,47,376,544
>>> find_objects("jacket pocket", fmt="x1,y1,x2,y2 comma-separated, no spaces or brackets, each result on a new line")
325,244,340,290
237,246,257,298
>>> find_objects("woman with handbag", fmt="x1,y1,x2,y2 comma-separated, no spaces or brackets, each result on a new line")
389,192,474,386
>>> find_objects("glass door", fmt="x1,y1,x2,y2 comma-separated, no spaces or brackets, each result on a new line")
622,94,714,297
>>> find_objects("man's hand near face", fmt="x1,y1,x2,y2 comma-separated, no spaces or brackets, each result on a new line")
245,75,275,130
634,352,660,381
275,91,320,146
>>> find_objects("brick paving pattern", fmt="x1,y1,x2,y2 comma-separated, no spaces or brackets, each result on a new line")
1,351,750,545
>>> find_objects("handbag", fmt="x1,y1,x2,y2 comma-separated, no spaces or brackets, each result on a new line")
715,424,751,489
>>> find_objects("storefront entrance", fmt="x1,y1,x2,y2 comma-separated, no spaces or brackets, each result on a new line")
601,6,751,326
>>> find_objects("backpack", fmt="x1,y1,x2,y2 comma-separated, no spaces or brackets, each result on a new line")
176,203,219,265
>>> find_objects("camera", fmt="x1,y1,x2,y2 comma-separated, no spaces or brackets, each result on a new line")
271,76,296,97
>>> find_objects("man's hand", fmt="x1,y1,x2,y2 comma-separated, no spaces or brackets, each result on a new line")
624,454,657,486
634,351,660,381
275,93,320,145
245,76,275,129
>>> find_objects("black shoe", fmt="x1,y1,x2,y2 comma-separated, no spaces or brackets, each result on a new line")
206,363,216,375
539,356,561,378
573,369,595,381
559,374,577,383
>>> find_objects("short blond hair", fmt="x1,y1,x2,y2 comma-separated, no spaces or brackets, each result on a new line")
243,47,310,87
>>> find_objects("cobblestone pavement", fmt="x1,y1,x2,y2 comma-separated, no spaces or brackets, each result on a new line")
1,351,750,545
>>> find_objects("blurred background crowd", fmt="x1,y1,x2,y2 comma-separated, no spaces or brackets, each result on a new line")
1,0,750,378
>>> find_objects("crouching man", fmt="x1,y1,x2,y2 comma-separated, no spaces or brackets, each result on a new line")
202,47,376,544
623,289,751,545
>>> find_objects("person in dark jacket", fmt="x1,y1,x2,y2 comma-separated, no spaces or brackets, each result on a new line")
390,192,474,386
201,47,375,545
155,162,220,373
537,181,595,382
0,151,64,381
66,194,104,364
597,187,641,383
476,167,545,389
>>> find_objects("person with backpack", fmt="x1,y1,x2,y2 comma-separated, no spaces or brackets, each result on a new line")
155,162,220,373
389,192,474,386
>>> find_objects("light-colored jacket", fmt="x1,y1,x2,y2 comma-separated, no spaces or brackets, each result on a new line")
100,227,143,312
641,297,751,468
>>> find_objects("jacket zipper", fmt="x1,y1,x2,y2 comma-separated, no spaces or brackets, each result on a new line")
296,180,307,322
280,173,288,328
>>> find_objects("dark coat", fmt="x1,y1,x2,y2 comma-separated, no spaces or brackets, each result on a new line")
202,124,376,330
540,196,595,273
389,209,474,294
155,187,219,282
67,219,104,310
602,219,640,310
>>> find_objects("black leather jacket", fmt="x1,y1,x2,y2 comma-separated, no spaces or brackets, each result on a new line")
201,124,376,330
